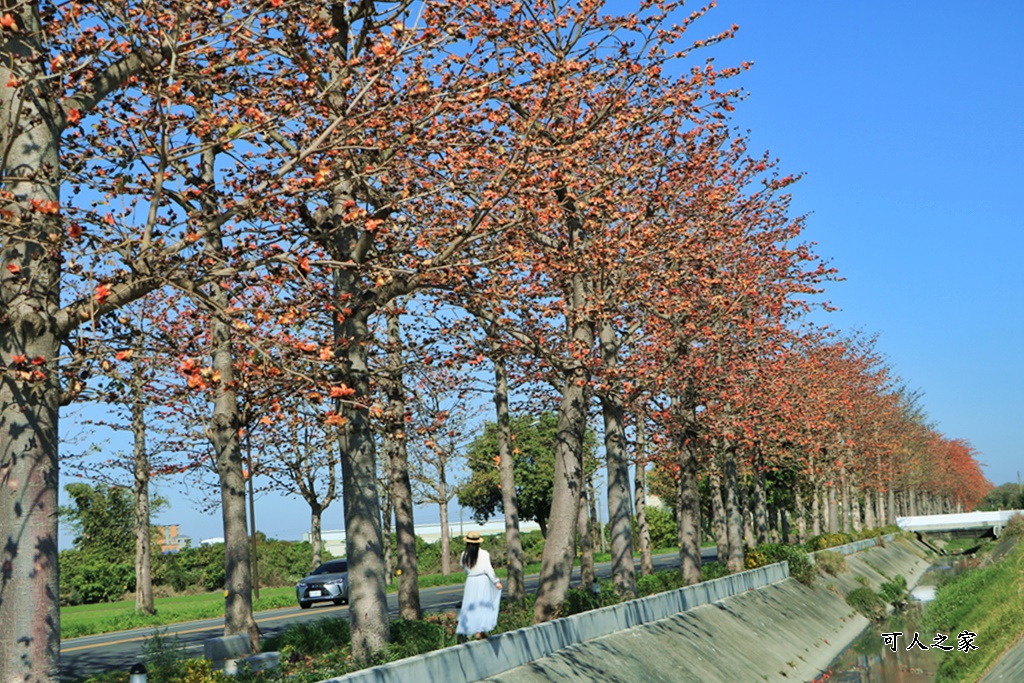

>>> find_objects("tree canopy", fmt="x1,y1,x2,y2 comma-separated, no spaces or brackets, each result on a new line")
459,412,597,537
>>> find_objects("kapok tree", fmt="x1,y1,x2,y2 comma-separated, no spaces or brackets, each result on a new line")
0,3,285,677
261,0,589,656
448,0,758,618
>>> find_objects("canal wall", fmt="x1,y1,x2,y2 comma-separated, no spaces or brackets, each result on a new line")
317,536,932,683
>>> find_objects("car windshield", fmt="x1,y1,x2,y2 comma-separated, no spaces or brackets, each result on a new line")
312,560,347,575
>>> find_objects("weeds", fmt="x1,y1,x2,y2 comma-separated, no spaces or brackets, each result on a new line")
879,575,908,609
846,587,885,620
814,551,848,576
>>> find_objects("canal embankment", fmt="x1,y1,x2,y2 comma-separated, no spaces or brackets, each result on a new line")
317,535,933,683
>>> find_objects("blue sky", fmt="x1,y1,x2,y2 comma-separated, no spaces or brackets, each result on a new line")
61,1,1023,547
695,0,1023,486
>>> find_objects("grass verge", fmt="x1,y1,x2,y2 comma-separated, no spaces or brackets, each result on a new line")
925,535,1024,682
61,588,298,639
61,550,671,639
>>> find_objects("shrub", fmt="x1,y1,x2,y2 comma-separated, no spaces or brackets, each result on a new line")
701,561,729,581
641,506,678,550
181,659,232,683
879,574,908,608
744,549,769,570
390,619,447,657
805,533,854,552
519,530,546,564
635,570,684,597
846,587,886,620
155,543,226,592
814,551,848,576
262,617,350,655
496,594,536,633
561,587,600,617
141,629,189,683
423,611,459,641
256,538,331,585
59,551,135,605
1002,513,1024,538
414,536,443,575
560,580,621,617
745,543,816,585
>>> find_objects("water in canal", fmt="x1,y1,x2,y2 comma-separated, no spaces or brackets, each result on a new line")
821,561,974,683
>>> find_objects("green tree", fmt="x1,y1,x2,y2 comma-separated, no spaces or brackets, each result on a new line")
459,413,597,537
977,482,1024,511
60,483,136,562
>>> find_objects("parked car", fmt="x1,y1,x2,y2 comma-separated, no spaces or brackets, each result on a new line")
295,559,348,609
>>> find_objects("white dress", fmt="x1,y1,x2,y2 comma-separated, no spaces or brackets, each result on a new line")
456,548,502,635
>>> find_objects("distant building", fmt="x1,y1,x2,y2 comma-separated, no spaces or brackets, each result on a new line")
157,524,191,553
306,519,542,558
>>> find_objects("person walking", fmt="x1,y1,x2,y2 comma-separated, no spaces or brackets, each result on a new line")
456,531,503,641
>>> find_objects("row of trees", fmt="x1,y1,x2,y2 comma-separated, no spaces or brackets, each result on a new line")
0,1,988,681
58,482,332,604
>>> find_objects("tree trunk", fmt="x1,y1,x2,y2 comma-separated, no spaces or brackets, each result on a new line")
740,476,755,549
827,483,839,534
439,474,451,577
381,487,393,582
493,352,524,598
709,464,730,566
850,478,862,534
1,11,164,677
863,487,876,530
597,319,636,597
811,478,821,537
677,420,702,585
840,464,850,534
322,178,391,658
723,446,745,573
385,304,420,620
533,347,590,623
202,146,259,652
578,483,595,592
131,359,154,615
753,454,768,545
794,488,806,543
876,489,886,529
634,416,654,577
310,506,324,571
588,473,601,555
887,487,896,525
0,14,63,678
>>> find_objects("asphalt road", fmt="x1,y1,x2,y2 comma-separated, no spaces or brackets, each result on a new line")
60,548,716,680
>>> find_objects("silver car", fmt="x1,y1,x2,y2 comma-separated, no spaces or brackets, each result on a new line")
296,559,349,608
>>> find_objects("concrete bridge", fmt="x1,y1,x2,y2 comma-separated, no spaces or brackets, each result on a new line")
896,510,1024,540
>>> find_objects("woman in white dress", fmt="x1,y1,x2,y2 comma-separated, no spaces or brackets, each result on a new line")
456,531,503,640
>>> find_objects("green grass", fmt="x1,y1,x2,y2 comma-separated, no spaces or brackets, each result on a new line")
61,588,297,639
60,547,687,639
925,539,1024,682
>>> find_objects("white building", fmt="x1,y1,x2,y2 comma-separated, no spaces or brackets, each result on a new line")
306,519,541,558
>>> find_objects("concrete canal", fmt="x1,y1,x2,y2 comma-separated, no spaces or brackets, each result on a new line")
825,559,977,683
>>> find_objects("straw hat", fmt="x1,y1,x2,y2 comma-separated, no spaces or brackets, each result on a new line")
465,531,483,544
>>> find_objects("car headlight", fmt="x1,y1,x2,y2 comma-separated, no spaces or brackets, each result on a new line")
324,578,345,587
